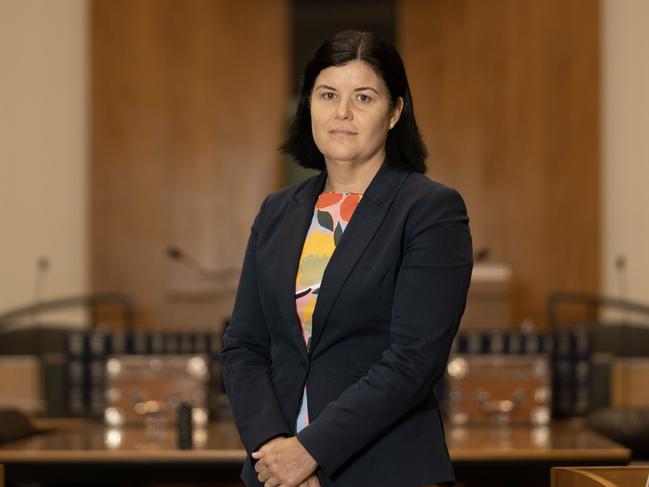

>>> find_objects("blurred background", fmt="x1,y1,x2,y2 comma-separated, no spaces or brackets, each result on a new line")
1,0,648,331
0,0,648,486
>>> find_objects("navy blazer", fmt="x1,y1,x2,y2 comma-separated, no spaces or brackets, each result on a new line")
222,162,473,487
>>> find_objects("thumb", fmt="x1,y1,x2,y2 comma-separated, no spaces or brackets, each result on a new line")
251,451,262,459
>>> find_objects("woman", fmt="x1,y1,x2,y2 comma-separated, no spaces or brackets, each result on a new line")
222,30,473,487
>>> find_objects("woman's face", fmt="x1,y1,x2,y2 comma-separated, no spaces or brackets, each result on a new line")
310,60,402,167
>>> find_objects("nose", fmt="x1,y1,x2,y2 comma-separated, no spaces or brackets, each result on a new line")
335,97,353,120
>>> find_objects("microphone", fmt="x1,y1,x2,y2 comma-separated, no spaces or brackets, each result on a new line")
33,256,50,300
615,254,627,299
31,256,50,325
166,246,238,283
615,254,629,323
475,247,490,262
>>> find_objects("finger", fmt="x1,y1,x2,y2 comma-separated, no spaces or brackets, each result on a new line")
255,443,273,455
252,451,263,459
254,459,263,472
302,474,319,487
258,471,270,483
257,467,272,483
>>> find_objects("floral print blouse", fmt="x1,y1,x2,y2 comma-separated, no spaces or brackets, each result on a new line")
294,191,363,432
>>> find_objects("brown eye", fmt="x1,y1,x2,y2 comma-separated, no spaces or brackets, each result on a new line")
356,94,372,103
322,92,336,100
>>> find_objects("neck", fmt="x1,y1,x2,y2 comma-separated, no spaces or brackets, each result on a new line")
322,151,385,194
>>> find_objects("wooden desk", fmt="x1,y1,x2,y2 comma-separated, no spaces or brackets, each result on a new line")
446,421,631,462
0,419,245,463
0,419,631,486
551,466,649,487
447,421,631,487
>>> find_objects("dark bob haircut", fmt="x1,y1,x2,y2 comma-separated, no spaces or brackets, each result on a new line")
281,30,428,173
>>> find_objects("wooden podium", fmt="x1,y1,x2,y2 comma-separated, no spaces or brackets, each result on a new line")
552,467,649,487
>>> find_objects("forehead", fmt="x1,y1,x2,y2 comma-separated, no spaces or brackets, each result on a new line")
314,60,385,90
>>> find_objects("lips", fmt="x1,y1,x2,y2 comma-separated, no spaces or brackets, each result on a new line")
328,129,358,136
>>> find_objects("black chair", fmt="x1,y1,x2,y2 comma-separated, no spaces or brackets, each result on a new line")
548,292,649,459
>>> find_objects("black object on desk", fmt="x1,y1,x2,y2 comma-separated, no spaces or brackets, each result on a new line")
177,402,193,450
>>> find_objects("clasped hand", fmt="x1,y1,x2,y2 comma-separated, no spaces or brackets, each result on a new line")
252,436,319,487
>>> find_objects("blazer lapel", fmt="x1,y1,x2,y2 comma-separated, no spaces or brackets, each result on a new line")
309,163,409,355
273,170,327,361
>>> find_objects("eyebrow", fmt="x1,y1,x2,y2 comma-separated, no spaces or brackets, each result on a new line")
315,84,381,95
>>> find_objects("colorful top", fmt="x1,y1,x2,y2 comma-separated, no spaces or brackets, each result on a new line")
294,191,363,432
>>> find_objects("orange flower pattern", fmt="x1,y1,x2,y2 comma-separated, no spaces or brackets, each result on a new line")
294,191,363,432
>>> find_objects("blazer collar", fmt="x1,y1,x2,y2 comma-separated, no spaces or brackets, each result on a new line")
275,161,410,359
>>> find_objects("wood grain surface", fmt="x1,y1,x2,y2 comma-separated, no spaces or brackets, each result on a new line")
91,1,600,331
399,0,600,328
91,0,288,329
551,466,649,487
0,419,629,464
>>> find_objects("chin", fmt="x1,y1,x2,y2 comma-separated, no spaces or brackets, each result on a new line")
324,155,359,166
319,147,358,163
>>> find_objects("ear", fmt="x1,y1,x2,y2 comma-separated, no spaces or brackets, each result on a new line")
389,97,404,129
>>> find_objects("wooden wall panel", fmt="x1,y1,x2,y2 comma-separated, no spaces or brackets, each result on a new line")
399,0,600,327
91,0,288,329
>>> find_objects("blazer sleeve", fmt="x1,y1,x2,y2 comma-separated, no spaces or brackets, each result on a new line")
296,186,473,476
221,195,292,454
